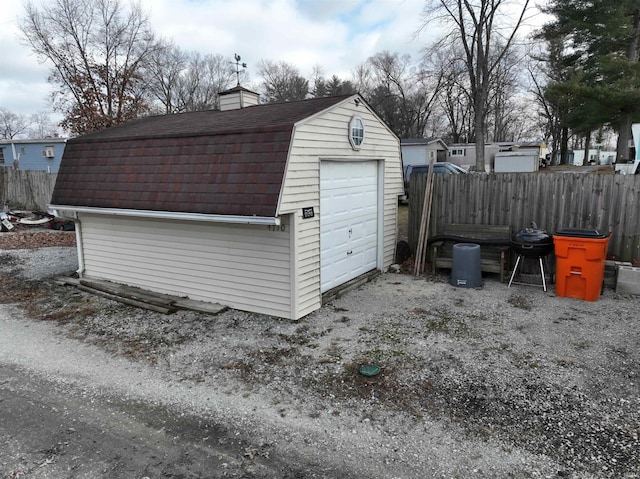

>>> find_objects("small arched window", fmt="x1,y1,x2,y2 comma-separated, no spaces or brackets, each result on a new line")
349,116,364,150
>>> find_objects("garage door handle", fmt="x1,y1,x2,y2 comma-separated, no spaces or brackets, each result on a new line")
347,250,353,255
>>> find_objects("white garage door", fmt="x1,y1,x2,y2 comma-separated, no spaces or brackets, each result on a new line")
320,161,378,292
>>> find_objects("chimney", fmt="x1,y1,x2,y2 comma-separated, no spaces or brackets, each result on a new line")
219,85,260,111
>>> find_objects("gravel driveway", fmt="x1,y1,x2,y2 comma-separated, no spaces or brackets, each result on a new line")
0,240,638,478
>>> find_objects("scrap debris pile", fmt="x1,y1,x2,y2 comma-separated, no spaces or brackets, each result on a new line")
1,210,75,233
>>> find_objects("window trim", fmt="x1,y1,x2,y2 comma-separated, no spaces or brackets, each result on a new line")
348,116,365,150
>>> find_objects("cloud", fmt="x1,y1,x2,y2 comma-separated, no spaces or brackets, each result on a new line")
0,1,54,115
0,0,433,117
143,0,431,76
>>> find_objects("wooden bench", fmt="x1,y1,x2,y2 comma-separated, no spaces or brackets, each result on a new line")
430,224,511,282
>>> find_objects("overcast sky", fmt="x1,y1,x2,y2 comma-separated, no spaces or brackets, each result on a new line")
0,0,544,119
0,0,438,117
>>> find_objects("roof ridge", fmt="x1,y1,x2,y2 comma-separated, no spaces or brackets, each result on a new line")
74,94,355,142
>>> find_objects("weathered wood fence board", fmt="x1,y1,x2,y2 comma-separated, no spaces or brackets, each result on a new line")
409,172,640,262
0,169,58,211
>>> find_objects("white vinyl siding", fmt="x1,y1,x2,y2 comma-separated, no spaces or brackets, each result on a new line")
277,97,402,308
78,213,293,318
293,216,322,317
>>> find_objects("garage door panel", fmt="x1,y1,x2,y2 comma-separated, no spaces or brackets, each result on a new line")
320,161,379,292
320,225,350,251
321,199,376,225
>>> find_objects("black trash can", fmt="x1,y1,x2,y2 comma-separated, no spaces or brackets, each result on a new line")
450,243,482,288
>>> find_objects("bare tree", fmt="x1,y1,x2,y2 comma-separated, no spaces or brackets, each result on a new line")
486,46,525,142
176,53,236,111
352,62,376,97
19,0,160,135
366,51,411,136
258,60,309,103
146,42,188,114
440,80,473,143
424,44,473,143
0,108,32,139
526,42,566,164
29,111,60,138
147,48,237,113
420,0,532,171
362,51,443,138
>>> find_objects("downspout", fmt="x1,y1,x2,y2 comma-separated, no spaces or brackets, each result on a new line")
51,208,84,276
10,142,19,169
74,213,85,277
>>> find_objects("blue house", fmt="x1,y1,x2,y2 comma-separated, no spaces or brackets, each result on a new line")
0,138,67,172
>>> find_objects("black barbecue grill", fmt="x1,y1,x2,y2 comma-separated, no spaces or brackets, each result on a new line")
508,223,554,291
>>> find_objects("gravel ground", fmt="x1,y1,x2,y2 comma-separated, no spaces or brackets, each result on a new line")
0,232,639,478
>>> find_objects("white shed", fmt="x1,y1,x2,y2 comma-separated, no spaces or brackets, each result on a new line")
400,138,448,166
494,151,540,172
50,92,403,320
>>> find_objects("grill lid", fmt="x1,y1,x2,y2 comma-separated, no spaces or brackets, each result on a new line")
511,222,554,257
512,222,553,246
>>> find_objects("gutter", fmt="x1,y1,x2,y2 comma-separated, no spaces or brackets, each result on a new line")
47,205,281,226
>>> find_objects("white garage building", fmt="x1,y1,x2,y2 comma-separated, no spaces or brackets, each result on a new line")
50,90,403,320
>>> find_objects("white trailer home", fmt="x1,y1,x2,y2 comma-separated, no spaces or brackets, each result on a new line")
615,123,640,175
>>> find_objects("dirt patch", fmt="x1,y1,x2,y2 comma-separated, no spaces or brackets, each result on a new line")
0,229,76,250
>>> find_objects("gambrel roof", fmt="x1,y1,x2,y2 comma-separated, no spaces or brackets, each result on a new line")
51,95,354,217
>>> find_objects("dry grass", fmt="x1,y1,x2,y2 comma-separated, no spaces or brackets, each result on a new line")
397,203,409,242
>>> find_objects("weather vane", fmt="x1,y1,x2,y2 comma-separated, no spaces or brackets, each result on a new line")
233,53,247,86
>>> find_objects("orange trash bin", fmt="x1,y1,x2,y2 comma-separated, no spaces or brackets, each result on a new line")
553,229,610,301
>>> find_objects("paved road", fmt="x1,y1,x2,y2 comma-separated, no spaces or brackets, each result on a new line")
0,312,310,479
1,363,283,478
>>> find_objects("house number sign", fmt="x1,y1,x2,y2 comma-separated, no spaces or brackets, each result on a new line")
302,207,314,219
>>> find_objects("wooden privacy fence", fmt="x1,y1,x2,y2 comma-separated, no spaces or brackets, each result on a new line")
409,172,640,263
0,169,58,211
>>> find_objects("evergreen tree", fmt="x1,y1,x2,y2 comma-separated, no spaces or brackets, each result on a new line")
540,0,640,161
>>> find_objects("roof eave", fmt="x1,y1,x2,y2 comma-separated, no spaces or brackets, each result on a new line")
48,205,281,226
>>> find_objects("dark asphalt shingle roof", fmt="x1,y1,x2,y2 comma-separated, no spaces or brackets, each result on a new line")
51,95,353,217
